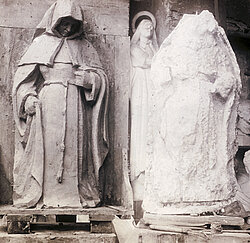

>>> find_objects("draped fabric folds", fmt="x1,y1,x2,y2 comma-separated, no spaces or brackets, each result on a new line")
12,0,109,208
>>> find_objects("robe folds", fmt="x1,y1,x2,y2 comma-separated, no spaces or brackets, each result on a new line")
130,19,158,201
12,0,109,208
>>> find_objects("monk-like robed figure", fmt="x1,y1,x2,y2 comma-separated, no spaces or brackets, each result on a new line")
12,0,109,208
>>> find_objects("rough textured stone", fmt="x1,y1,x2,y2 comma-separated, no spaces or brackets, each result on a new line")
150,0,220,45
0,27,35,204
143,10,241,214
237,100,250,147
0,0,129,36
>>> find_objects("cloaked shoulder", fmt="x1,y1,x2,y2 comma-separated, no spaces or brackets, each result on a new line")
19,34,62,66
70,37,102,68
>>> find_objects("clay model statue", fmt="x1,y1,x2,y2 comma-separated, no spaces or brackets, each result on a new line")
143,11,241,214
12,0,109,208
130,12,158,201
236,151,250,211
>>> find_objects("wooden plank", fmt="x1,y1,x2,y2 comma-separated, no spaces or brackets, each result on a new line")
223,229,250,233
149,224,207,234
0,231,117,242
76,215,90,223
144,213,245,227
0,205,130,216
7,214,32,222
31,215,56,223
106,205,134,219
89,214,114,222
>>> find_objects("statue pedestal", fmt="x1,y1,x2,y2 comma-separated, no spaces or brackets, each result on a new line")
0,231,117,243
140,212,250,243
0,205,133,234
143,212,244,228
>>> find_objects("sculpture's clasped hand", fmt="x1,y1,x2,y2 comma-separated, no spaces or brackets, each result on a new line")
24,96,39,116
74,69,93,89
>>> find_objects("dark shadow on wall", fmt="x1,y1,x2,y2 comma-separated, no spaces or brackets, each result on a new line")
0,146,13,204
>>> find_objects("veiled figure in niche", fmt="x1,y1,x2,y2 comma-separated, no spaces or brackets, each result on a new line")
12,0,109,208
236,150,250,211
130,12,158,201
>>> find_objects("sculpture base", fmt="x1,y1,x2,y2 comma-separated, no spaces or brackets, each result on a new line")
141,213,250,242
134,228,250,242
143,197,239,215
0,205,133,234
143,212,245,227
0,231,117,243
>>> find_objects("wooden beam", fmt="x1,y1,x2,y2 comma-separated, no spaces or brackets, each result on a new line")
144,213,244,227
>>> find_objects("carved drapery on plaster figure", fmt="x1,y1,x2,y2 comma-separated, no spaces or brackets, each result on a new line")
12,0,109,208
130,12,158,201
236,150,250,211
143,10,241,214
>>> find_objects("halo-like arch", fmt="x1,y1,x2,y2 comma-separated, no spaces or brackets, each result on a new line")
132,11,156,33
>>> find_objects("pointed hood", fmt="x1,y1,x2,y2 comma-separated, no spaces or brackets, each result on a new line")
18,0,103,68
34,0,84,39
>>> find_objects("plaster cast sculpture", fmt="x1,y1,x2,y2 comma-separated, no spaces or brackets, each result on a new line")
130,14,158,201
143,10,241,214
236,150,250,211
12,0,109,208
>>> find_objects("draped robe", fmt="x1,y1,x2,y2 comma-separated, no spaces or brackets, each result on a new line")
12,0,109,208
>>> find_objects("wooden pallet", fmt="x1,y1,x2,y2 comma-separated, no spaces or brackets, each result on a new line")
0,205,133,234
143,212,247,235
143,212,245,227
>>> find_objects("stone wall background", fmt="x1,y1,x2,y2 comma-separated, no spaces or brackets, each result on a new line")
130,0,227,45
0,0,131,206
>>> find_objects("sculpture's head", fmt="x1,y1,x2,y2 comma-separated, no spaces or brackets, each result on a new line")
34,0,84,39
138,19,154,40
131,18,158,50
54,16,81,37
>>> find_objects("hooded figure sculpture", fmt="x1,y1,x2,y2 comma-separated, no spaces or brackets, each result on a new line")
12,0,109,208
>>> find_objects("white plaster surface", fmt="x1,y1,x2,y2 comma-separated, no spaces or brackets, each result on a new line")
236,150,250,211
130,19,158,201
143,10,242,214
